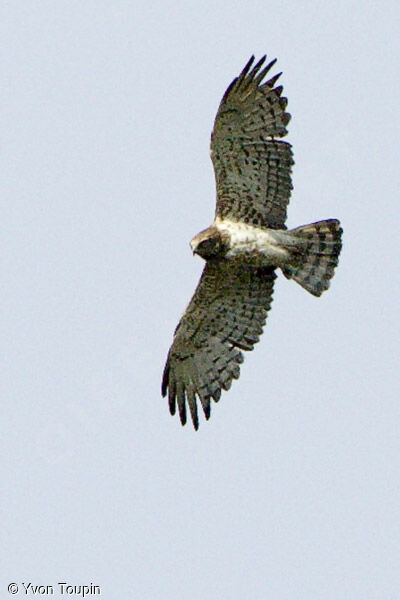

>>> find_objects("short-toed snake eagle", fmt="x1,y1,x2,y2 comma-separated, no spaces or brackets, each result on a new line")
162,55,342,429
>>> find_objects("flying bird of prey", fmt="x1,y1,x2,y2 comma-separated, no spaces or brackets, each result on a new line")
162,55,342,429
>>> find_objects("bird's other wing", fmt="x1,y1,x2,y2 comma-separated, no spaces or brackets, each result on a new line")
211,55,294,229
162,258,276,429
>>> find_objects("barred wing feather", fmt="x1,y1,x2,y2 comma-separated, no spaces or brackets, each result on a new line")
162,258,276,429
211,56,294,229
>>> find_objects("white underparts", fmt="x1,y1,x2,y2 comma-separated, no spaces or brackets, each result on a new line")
214,216,291,265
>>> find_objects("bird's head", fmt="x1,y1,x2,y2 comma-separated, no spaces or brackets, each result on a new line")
190,226,228,260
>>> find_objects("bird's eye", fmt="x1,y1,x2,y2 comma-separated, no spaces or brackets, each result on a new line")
198,238,218,254
198,239,214,251
196,237,220,259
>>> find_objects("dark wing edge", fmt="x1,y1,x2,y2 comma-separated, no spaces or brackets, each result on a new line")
161,259,276,430
211,55,294,229
213,55,291,141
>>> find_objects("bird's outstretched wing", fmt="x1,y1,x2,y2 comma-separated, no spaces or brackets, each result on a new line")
211,55,294,229
162,258,276,429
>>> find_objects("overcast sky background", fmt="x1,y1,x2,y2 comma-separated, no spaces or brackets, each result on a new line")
2,2,399,599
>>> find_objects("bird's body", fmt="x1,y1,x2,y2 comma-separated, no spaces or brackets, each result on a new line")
192,217,299,266
162,55,343,429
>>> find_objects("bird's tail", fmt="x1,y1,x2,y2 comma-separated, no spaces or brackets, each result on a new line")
282,219,342,296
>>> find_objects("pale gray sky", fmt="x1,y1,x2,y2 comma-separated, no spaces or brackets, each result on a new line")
2,2,400,599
